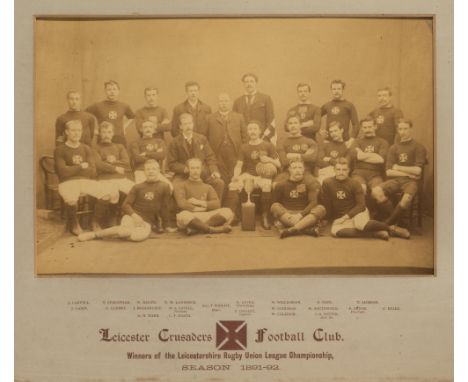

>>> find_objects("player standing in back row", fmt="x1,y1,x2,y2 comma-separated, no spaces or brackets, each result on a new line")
321,79,359,146
86,80,135,146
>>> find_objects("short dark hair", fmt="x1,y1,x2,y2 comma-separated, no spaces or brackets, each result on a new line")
397,118,413,128
289,158,305,167
104,80,120,89
285,114,301,127
241,73,258,82
187,157,202,167
144,87,159,94
179,112,194,124
185,81,200,90
144,158,160,168
360,116,375,126
377,87,392,96
335,157,350,167
65,120,82,130
246,120,262,129
328,121,343,130
297,82,311,91
99,121,114,131
330,79,345,89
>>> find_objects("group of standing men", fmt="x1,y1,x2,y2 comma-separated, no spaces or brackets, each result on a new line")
51,73,427,243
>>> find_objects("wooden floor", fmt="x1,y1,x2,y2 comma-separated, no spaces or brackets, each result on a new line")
35,217,434,276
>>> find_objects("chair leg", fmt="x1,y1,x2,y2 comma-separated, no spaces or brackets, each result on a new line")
418,192,424,228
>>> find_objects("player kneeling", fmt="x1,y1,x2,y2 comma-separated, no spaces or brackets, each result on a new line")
78,159,172,242
321,158,409,240
271,159,326,238
229,120,281,229
175,158,233,235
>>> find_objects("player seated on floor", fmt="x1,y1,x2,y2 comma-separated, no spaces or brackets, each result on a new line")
317,121,350,184
93,121,135,227
229,120,281,230
349,117,389,194
371,118,427,227
78,159,173,242
275,114,318,185
321,157,410,240
174,158,233,235
271,159,326,239
54,120,112,236
129,119,171,186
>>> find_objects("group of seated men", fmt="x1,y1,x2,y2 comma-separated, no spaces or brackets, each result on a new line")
51,74,427,242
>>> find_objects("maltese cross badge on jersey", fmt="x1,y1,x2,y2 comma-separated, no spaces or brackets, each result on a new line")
336,190,346,199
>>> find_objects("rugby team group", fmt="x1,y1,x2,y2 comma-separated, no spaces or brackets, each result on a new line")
50,73,427,242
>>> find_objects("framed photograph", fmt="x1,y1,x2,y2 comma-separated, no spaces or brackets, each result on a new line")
16,0,453,381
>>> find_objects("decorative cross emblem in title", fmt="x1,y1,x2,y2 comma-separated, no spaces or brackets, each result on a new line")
216,321,247,350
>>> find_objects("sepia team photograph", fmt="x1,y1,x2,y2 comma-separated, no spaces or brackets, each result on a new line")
34,17,434,276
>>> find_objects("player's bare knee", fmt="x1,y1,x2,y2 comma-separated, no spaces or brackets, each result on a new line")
371,186,386,203
219,208,233,221
313,204,327,219
400,194,413,209
117,226,131,238
361,184,367,193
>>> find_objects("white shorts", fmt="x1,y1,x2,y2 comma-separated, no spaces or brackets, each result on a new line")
176,208,233,229
120,215,151,242
98,178,135,203
229,172,272,192
331,209,370,236
58,178,108,204
318,166,335,185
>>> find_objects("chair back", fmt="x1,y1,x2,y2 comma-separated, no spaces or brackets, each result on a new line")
39,155,59,189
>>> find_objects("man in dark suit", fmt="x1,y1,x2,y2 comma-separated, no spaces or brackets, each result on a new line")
167,113,224,201
233,73,276,145
171,81,212,137
206,93,247,185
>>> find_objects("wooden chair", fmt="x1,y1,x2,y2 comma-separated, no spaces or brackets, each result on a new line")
39,155,94,229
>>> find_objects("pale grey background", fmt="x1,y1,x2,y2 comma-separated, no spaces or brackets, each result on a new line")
15,0,453,381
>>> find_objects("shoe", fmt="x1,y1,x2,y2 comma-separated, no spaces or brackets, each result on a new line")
389,225,411,239
303,225,320,237
209,224,232,234
373,230,389,241
165,226,178,234
78,232,96,241
70,223,83,236
153,225,165,234
280,227,299,239
261,214,271,230
92,221,103,232
185,227,197,236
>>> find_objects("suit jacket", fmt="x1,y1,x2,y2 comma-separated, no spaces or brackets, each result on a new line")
206,111,247,154
171,100,212,137
167,133,219,177
232,92,275,139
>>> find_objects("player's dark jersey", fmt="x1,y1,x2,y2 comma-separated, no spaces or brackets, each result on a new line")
239,141,278,176
134,106,170,139
55,110,96,146
272,177,321,215
350,136,389,172
317,141,349,168
174,179,220,212
129,137,167,171
54,143,96,182
321,99,359,140
386,139,427,175
368,105,404,144
93,142,131,180
286,103,322,139
321,177,365,219
122,180,171,226
86,100,135,143
278,135,318,172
